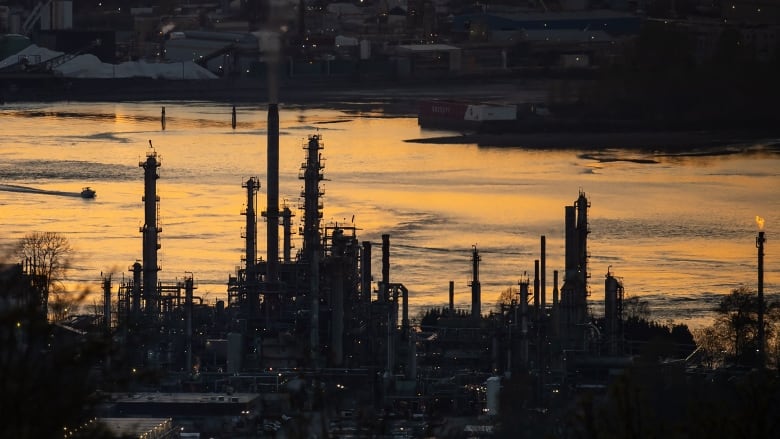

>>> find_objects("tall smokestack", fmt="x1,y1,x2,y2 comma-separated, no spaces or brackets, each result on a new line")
102,275,112,334
266,104,279,288
401,285,409,336
756,220,766,368
361,241,372,302
534,259,540,321
470,246,481,320
381,234,390,302
449,280,455,313
541,235,546,311
553,269,559,335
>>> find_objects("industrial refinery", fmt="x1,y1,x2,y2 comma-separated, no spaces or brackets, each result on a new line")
2,100,776,438
84,102,623,437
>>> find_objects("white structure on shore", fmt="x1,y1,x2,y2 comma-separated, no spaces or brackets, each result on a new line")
0,41,217,80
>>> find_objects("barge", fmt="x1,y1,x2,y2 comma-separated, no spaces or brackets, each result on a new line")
418,99,518,131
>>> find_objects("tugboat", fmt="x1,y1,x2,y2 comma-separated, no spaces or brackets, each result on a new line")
80,187,96,199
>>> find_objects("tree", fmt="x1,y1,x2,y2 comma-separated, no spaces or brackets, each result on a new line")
623,296,651,321
702,286,778,367
13,232,73,315
0,248,110,438
495,286,518,312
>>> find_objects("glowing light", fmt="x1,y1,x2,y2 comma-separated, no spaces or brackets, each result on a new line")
756,216,765,230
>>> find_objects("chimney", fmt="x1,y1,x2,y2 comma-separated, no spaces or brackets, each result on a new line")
470,246,481,320
266,104,279,289
757,230,766,367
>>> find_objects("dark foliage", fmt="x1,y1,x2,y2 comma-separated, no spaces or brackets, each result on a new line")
569,367,780,439
621,316,696,360
581,21,780,129
419,306,470,329
0,266,113,438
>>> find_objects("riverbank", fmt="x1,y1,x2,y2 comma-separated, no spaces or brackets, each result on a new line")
5,75,780,152
0,74,545,105
406,130,780,151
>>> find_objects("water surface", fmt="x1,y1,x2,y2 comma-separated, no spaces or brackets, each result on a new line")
1,101,778,329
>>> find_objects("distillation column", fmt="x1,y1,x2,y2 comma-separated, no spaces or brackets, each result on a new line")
575,190,590,296
243,177,260,316
604,269,624,355
560,191,591,344
301,134,324,364
301,134,324,258
140,149,161,316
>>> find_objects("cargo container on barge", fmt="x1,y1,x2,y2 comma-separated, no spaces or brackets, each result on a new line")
418,100,518,131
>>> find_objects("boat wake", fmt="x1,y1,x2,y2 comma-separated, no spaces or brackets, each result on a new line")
0,184,89,198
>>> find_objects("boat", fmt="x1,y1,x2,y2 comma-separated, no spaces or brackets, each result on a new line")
418,100,518,131
80,187,96,198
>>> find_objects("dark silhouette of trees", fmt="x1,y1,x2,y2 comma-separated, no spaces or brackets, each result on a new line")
623,296,650,321
1,238,116,438
12,231,74,314
568,366,780,439
699,286,779,367
622,316,695,360
581,20,780,129
0,272,110,437
418,306,470,329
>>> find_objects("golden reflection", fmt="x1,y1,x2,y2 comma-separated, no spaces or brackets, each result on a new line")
0,102,778,328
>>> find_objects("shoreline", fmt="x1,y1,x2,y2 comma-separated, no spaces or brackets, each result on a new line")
406,130,780,151
1,75,545,104
5,76,780,152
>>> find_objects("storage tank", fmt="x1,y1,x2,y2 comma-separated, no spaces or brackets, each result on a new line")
485,376,501,416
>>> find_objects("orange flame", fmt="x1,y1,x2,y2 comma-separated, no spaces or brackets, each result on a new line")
756,216,765,230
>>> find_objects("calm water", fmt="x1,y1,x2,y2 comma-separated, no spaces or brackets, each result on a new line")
1,101,778,329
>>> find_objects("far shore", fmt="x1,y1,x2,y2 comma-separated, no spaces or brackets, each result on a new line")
406,130,780,151
4,76,780,152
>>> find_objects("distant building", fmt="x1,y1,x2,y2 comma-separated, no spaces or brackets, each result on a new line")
106,392,261,436
723,0,780,25
0,263,46,323
451,10,643,43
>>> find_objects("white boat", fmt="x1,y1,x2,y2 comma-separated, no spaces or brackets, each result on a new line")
80,187,96,198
